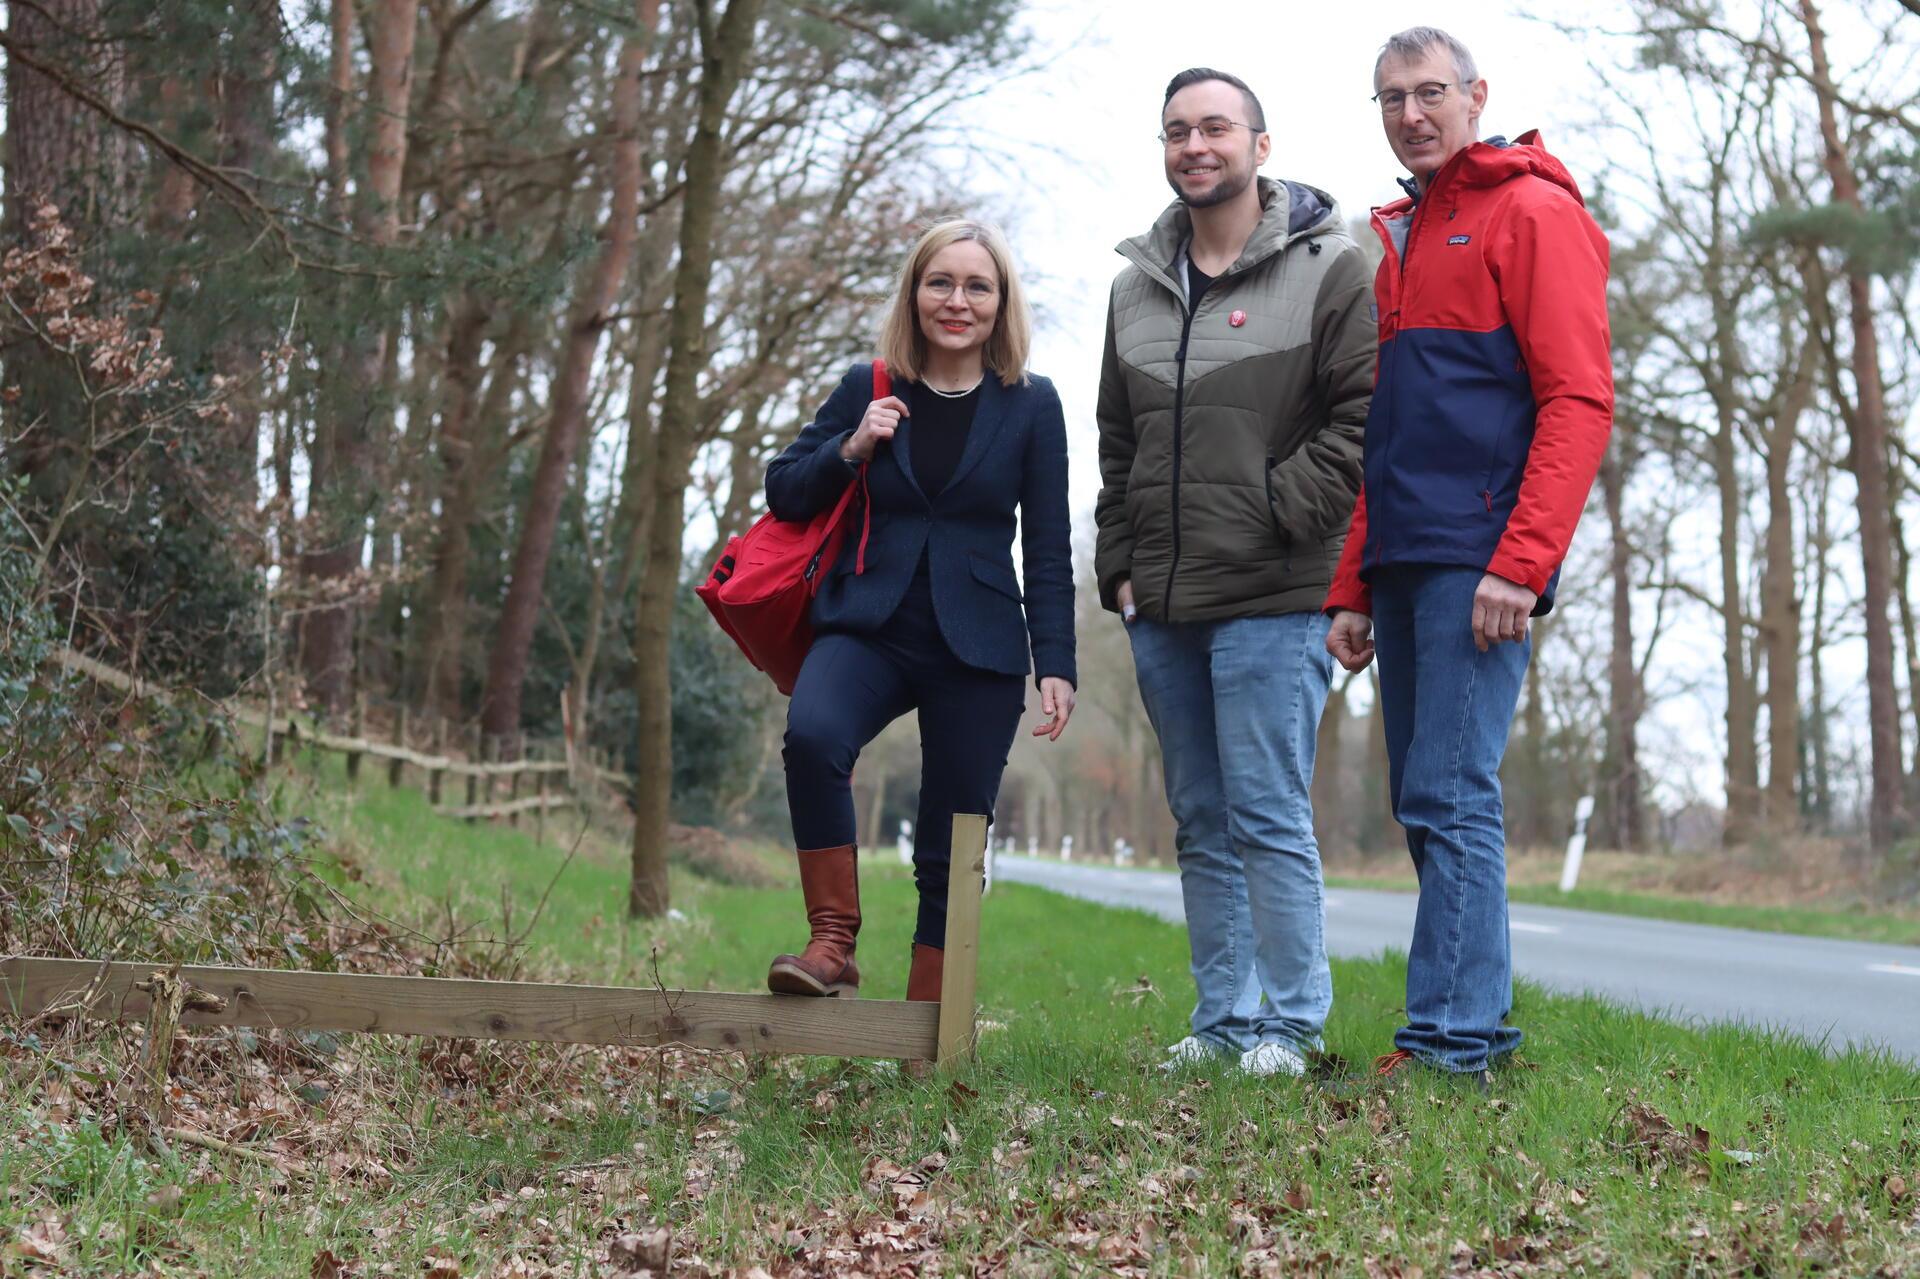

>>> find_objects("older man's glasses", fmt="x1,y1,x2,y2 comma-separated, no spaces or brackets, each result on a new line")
1158,118,1258,148
1372,82,1454,115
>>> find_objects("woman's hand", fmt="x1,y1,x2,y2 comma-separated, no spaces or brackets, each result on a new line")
840,396,910,463
1033,676,1076,741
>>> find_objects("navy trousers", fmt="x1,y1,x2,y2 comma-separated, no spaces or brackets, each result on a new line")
783,572,1026,948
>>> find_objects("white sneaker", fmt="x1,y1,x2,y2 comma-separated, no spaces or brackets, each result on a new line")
1158,1035,1229,1072
1239,1042,1307,1078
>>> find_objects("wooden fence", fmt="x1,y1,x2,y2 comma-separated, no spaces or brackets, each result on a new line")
54,648,625,830
2,815,990,1066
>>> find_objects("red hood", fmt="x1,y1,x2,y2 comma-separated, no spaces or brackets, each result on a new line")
1377,130,1586,217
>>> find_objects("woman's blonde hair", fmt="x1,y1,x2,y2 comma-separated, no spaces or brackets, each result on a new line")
877,218,1032,387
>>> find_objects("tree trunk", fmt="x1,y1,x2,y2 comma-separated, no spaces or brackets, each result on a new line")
1800,0,1904,855
1596,439,1645,851
1711,385,1760,845
1759,331,1815,836
300,0,419,713
706,393,770,568
1312,670,1351,854
1892,500,1920,801
207,0,281,507
1362,667,1395,856
630,0,765,918
862,752,891,849
417,294,492,717
3,0,131,500
325,0,354,226
1804,442,1835,831
479,0,659,746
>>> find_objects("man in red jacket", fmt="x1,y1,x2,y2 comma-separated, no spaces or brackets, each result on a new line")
1324,26,1612,1085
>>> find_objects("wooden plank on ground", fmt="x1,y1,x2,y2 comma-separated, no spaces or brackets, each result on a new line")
936,813,988,1068
1,958,939,1060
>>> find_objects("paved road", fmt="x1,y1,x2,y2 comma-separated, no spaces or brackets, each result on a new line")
993,855,1920,1061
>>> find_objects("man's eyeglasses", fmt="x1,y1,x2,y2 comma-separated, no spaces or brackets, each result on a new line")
1371,82,1453,116
922,275,997,303
1158,117,1259,148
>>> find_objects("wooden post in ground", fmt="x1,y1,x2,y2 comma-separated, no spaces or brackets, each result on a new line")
389,705,409,789
535,770,548,845
507,750,523,827
346,694,366,782
936,813,988,1070
482,734,499,818
429,718,446,805
465,725,480,819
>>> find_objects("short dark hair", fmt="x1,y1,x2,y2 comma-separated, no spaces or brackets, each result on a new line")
1162,67,1266,132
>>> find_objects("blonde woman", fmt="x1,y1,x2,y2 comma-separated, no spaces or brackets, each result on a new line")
763,219,1076,1002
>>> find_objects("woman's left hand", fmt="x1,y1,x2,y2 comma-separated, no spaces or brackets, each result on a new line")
1032,677,1076,742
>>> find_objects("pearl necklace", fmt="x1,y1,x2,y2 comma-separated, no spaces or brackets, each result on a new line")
925,376,983,399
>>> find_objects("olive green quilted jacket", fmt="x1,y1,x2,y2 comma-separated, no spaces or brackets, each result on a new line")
1094,177,1375,621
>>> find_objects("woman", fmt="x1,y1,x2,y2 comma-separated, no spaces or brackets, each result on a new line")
763,219,1076,1004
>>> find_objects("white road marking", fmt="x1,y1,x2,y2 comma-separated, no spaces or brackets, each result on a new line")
1511,922,1562,935
1868,963,1920,978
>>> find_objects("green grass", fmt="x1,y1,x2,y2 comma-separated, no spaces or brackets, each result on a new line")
6,765,1918,1276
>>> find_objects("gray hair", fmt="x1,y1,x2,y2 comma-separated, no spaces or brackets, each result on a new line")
1374,26,1479,89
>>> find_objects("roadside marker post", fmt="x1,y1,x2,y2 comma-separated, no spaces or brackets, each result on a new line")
1559,794,1596,893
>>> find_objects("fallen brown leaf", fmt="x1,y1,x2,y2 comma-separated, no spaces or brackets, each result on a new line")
609,1227,671,1272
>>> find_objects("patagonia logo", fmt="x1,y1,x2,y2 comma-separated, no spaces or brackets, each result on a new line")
1447,234,1472,246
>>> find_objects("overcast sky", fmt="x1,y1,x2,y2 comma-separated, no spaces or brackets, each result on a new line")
927,2,1902,814
960,1,1605,515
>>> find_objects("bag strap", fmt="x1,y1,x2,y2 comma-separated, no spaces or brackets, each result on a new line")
854,359,887,575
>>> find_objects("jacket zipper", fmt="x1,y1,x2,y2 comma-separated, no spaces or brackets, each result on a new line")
1368,197,1431,575
1164,298,1199,617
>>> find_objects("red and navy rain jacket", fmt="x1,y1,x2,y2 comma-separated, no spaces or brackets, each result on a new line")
1324,131,1613,617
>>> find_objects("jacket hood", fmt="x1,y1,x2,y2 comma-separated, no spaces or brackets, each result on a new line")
1121,177,1342,283
1380,130,1585,215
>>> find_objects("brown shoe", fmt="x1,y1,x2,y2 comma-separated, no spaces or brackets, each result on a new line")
906,943,944,1002
767,844,860,997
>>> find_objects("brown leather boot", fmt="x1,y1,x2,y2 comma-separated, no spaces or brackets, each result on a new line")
906,943,944,1002
767,844,860,997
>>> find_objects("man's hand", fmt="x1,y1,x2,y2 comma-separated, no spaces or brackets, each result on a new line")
1033,677,1076,741
1472,573,1538,653
1326,609,1374,672
1116,578,1138,625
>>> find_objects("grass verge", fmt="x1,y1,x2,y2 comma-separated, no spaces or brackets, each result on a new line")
1324,875,1920,949
5,766,1917,1277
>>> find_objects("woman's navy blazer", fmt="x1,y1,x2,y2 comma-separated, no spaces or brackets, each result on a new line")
765,361,1076,688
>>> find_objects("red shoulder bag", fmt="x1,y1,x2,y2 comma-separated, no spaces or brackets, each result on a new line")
695,360,886,695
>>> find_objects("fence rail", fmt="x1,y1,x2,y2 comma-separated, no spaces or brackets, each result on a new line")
53,648,630,828
3,816,990,1065
1,958,942,1059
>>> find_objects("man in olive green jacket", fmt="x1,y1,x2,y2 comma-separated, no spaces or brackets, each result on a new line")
1095,67,1374,1079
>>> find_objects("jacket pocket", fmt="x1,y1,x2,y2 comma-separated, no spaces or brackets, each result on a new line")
1265,454,1294,571
969,553,1023,601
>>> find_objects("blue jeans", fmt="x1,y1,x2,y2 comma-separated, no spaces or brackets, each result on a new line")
1371,565,1529,1072
1127,612,1334,1054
